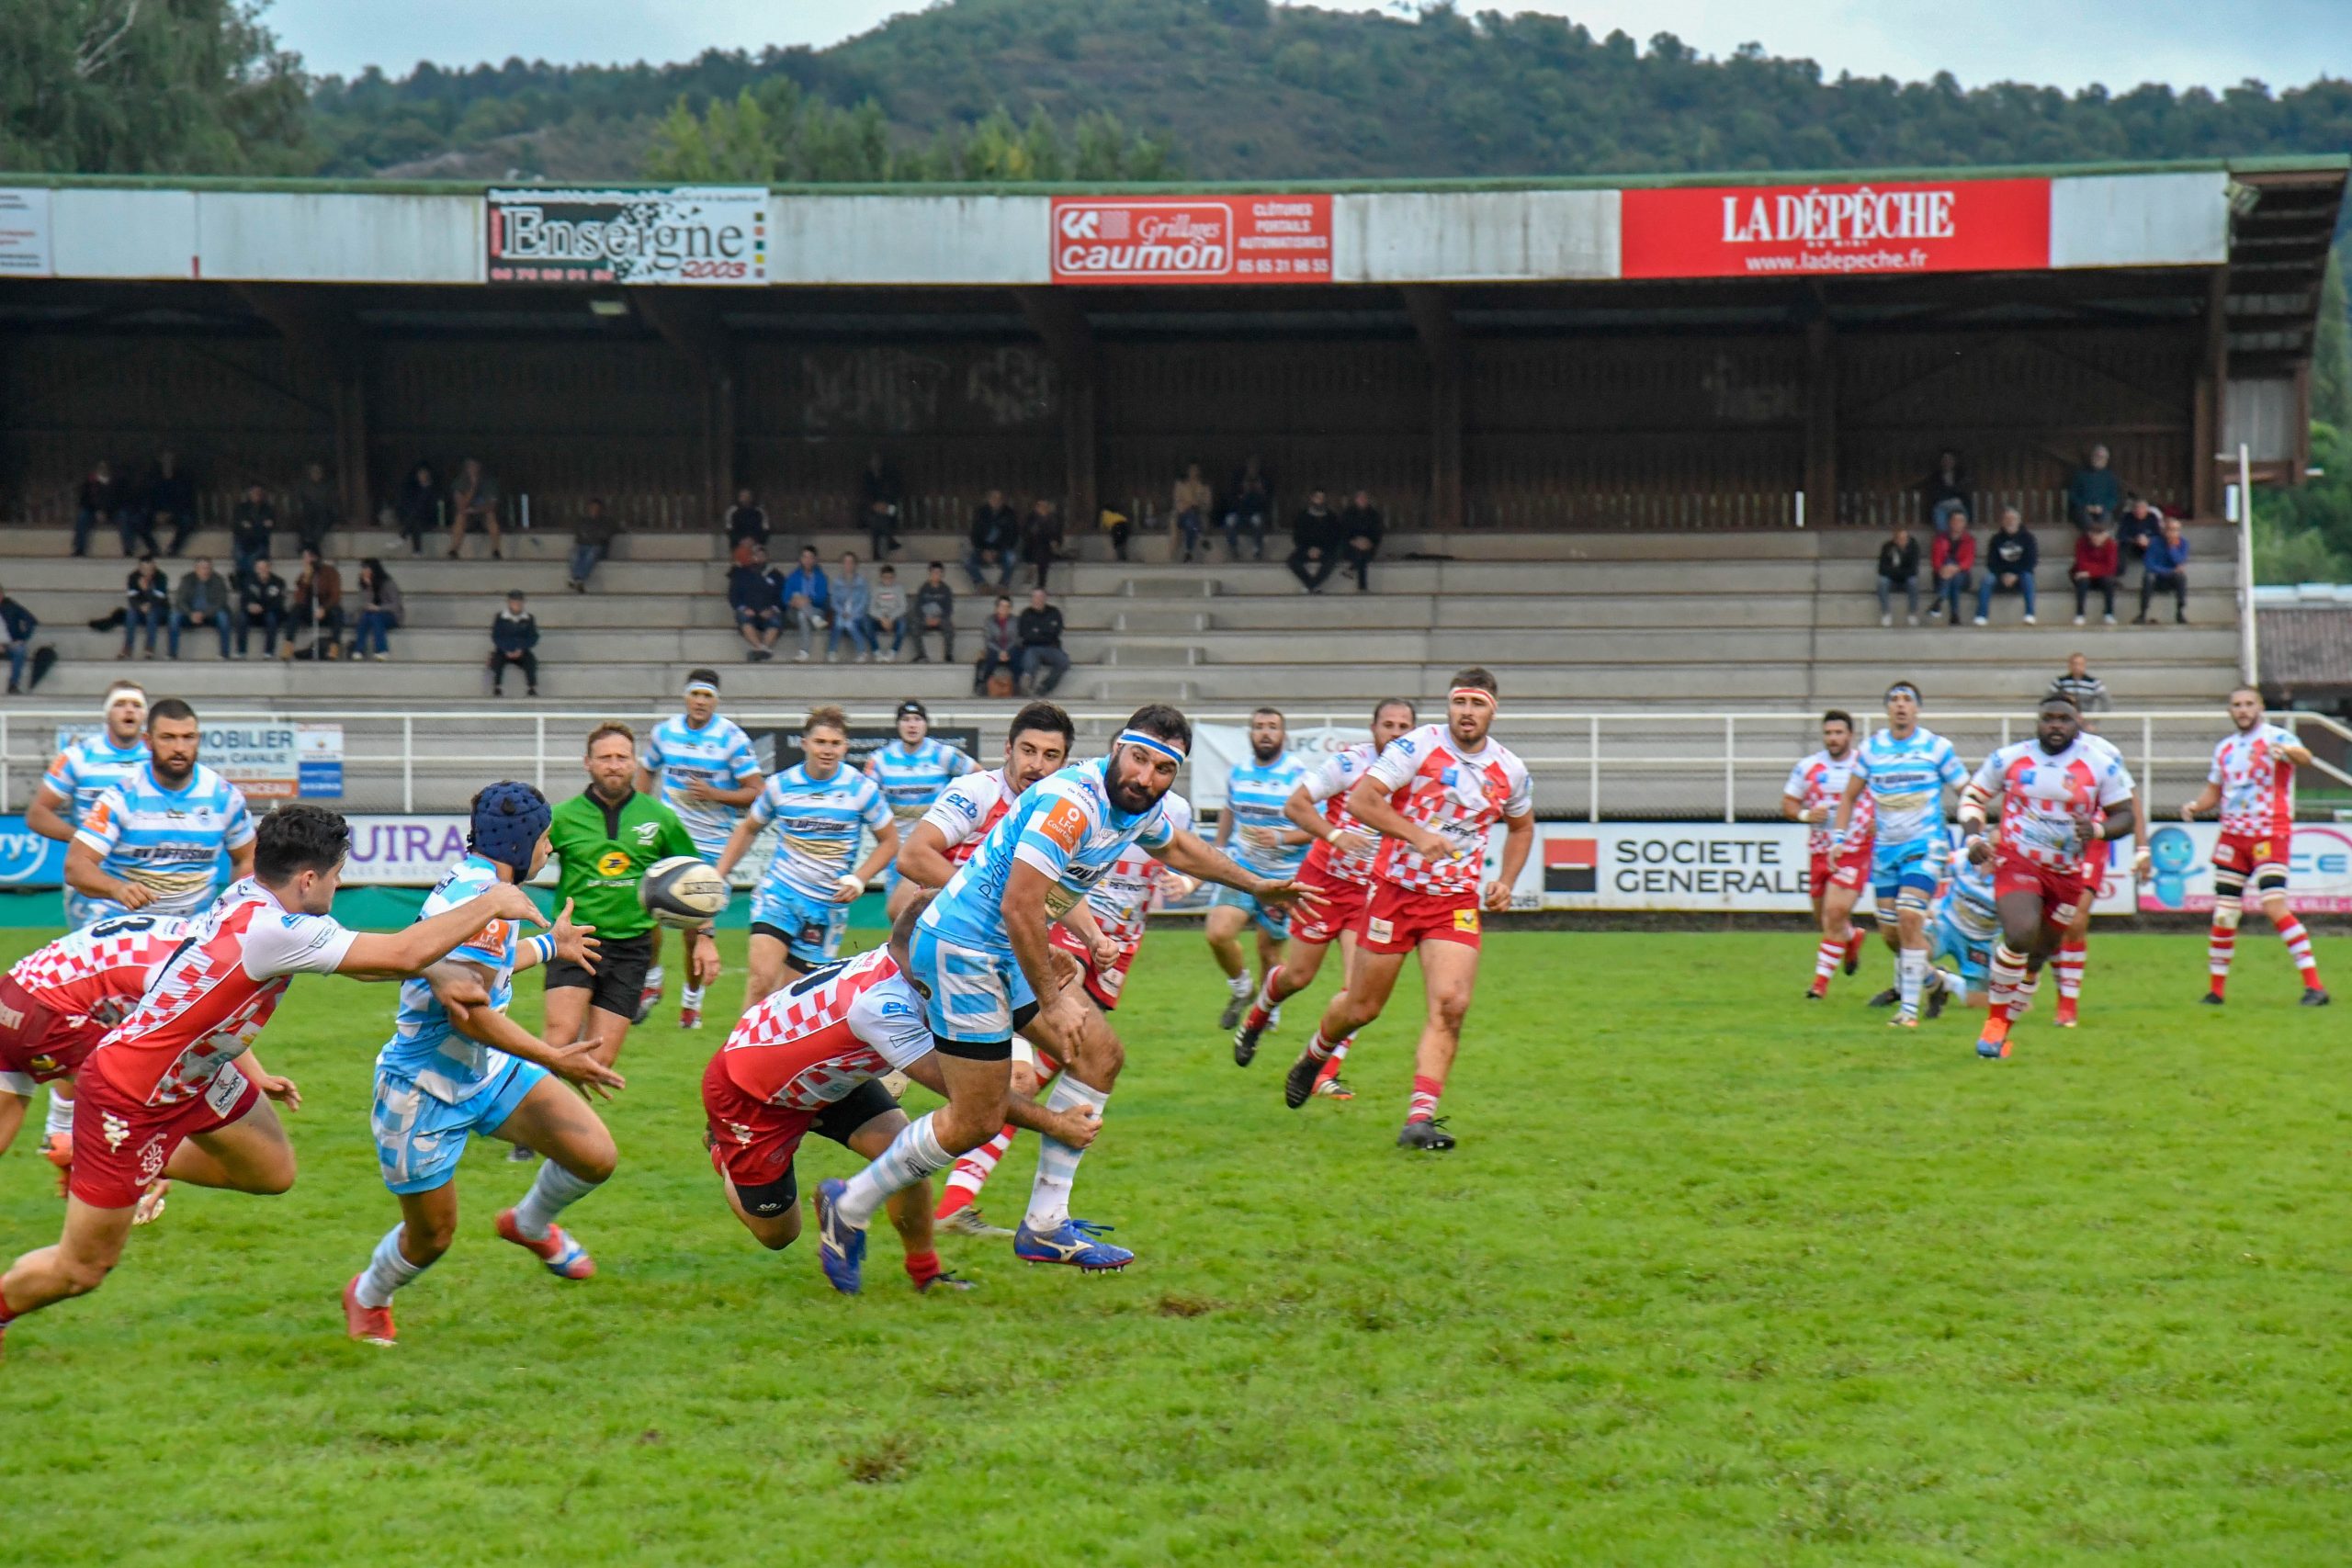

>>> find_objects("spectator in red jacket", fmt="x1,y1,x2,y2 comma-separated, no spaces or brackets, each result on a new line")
2071,514,2121,626
1931,513,1976,626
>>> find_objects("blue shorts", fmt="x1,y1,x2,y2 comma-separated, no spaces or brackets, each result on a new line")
371,1057,548,1195
63,890,123,930
1871,834,1944,905
908,924,1035,1045
751,880,850,966
1211,882,1292,941
1931,910,1991,989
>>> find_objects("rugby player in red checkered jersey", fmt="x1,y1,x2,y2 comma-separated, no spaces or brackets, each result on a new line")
1281,670,1534,1149
1782,710,1876,1000
1956,694,2136,1060
2181,688,2329,1007
0,914,188,1182
1232,697,1419,1095
0,805,544,1359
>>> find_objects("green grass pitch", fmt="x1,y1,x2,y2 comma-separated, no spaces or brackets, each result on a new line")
1,925,2346,1564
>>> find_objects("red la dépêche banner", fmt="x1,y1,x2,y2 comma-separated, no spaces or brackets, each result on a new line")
1621,178,2052,280
1050,195,1333,286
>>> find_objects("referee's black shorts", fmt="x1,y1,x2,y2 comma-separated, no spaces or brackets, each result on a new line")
545,929,652,1021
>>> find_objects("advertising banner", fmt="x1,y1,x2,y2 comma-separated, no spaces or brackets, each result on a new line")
1190,725,1367,811
2138,820,2352,914
486,186,769,286
56,724,343,801
0,817,70,888
1621,178,2052,280
0,187,51,277
1050,194,1334,285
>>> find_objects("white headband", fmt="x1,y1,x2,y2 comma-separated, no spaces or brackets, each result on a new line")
104,683,147,715
683,680,719,699
1449,686,1497,710
1115,729,1186,763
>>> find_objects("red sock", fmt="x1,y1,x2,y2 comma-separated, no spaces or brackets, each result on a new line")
2277,916,2323,987
933,1186,974,1219
1845,931,1866,961
1407,1074,1442,1122
903,1250,942,1289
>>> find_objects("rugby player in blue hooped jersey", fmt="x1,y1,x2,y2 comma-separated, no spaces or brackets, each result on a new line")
1205,706,1311,1032
1832,681,1969,1028
866,699,978,924
810,704,1317,1284
634,669,763,1031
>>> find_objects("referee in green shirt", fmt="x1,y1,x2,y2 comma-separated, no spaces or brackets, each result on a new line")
544,720,720,1066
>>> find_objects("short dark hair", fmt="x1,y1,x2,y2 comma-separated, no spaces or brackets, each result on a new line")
1008,700,1075,750
586,720,635,753
684,667,720,690
254,804,351,883
804,705,849,738
1885,680,1922,704
148,697,197,728
1373,697,1417,726
1251,706,1284,723
928,560,945,571
2041,694,2080,714
1448,666,1499,699
1823,709,1854,730
1122,703,1193,755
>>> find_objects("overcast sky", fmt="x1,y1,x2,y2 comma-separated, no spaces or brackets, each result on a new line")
269,0,2352,94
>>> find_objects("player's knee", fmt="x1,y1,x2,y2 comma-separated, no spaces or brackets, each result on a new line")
1430,989,1472,1033
1007,1062,1042,1100
412,1217,458,1258
60,1256,115,1295
246,1160,297,1197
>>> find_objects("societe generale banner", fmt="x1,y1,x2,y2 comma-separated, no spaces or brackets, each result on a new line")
1621,178,2052,280
1050,194,1334,285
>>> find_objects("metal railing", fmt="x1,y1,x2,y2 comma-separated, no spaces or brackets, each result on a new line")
6,705,2345,821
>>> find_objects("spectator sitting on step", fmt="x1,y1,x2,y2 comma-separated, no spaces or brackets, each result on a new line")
973,594,1018,695
859,451,903,560
288,547,345,660
1223,455,1273,561
2114,493,2162,573
147,449,198,556
1931,513,1975,626
236,556,287,659
1287,489,1340,592
169,557,233,661
121,556,169,660
1340,490,1384,592
448,457,502,560
831,551,875,662
726,487,769,553
780,545,831,663
729,541,783,662
352,558,404,661
569,496,618,592
395,461,440,555
1876,524,1921,626
1016,586,1069,696
488,589,538,696
1974,507,2039,626
868,563,908,663
231,483,276,580
74,459,119,558
1920,448,1970,535
2137,517,2191,625
2047,651,2111,716
2070,513,2121,626
912,561,955,663
1021,499,1064,590
2067,444,2121,529
2,584,40,694
294,461,337,556
966,488,1019,587
1172,462,1214,562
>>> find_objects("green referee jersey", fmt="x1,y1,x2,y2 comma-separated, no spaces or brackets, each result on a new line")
548,786,698,940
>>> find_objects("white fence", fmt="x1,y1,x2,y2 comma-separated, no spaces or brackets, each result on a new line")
3,706,2346,822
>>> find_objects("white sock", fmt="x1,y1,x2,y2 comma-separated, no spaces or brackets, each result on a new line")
682,983,707,1010
1898,947,1927,1017
1025,1075,1110,1233
511,1158,602,1240
44,1089,74,1139
835,1111,952,1229
1229,969,1253,998
1938,967,1970,998
354,1224,430,1309
642,964,665,994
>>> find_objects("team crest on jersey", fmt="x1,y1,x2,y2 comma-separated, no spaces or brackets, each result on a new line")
1040,799,1089,853
103,1110,131,1152
633,823,662,846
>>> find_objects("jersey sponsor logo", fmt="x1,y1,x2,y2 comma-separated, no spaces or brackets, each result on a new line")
1453,908,1481,933
1367,916,1394,944
103,1109,130,1152
29,1052,60,1075
949,794,978,818
595,849,631,877
1040,799,1088,854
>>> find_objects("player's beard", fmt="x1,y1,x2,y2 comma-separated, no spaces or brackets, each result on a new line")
1251,741,1281,764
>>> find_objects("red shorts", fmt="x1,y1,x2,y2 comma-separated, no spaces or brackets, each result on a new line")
2214,830,2291,877
0,974,92,1087
1993,855,2091,925
1047,923,1136,1011
1361,882,1482,955
701,1052,820,1201
69,1055,260,1209
1291,864,1374,947
1808,846,1871,902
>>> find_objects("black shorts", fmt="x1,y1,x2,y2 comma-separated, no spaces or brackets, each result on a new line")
545,929,652,1021
727,1078,904,1217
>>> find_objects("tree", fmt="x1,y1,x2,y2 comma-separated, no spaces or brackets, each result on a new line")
0,0,311,174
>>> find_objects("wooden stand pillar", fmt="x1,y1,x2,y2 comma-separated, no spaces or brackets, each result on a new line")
1804,315,1838,528
2194,266,2231,519
1402,287,1464,530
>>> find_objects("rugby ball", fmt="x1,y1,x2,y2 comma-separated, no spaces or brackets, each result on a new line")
640,856,729,929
